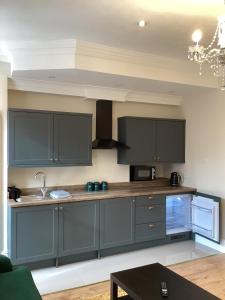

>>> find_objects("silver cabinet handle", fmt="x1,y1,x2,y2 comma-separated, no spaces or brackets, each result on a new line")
154,156,157,161
148,224,155,228
50,158,54,161
54,207,58,211
148,196,153,200
55,158,59,161
59,206,63,211
157,156,160,161
148,206,154,210
132,199,135,203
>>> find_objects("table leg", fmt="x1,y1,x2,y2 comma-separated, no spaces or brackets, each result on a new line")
110,279,118,300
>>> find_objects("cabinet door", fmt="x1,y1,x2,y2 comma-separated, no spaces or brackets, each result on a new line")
8,110,54,166
135,222,166,242
58,201,99,257
9,205,58,264
118,118,156,164
135,195,166,242
100,198,134,249
54,113,92,165
156,120,185,163
192,193,220,243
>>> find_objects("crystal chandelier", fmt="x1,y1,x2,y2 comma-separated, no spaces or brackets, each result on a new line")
188,15,225,90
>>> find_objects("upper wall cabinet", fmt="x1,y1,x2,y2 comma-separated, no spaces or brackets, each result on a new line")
155,120,185,163
8,109,92,167
54,113,92,165
117,117,185,164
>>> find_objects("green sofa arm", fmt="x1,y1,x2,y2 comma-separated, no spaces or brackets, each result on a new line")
0,263,42,300
0,254,13,273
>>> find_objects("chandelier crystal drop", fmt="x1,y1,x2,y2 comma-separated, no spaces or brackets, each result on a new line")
188,15,225,90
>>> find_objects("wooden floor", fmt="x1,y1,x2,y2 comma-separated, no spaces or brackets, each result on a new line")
43,254,225,300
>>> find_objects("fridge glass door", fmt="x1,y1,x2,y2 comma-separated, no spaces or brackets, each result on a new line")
192,195,219,242
166,194,192,235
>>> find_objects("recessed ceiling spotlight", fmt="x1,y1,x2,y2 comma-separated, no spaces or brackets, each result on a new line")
138,20,147,28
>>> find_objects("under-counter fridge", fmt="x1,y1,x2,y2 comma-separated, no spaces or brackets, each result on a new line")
166,193,220,243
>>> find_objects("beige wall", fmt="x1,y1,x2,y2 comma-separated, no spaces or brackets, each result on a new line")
166,90,225,246
8,90,183,188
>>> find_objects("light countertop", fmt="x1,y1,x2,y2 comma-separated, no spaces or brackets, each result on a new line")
8,180,196,208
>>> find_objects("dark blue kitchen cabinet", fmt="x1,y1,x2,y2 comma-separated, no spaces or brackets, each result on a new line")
54,113,92,165
117,117,156,164
156,119,185,163
100,197,135,249
8,204,58,264
58,201,99,257
118,117,185,164
8,109,92,167
135,195,166,242
8,110,54,166
9,201,99,264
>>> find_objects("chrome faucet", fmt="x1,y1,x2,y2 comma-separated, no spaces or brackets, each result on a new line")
34,171,48,199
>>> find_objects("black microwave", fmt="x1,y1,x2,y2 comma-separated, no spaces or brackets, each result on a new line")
130,166,156,181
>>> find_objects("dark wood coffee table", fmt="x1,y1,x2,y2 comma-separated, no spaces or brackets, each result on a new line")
110,263,220,300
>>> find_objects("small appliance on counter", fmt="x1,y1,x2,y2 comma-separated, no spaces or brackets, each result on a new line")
85,181,108,192
8,186,21,201
130,166,156,181
170,172,181,187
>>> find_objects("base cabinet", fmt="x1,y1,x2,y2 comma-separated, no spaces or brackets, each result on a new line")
100,198,135,249
58,201,99,257
9,201,99,264
9,205,58,265
135,195,166,242
9,194,189,266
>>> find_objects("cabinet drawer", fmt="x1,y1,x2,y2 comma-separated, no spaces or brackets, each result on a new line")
136,204,165,224
135,222,166,242
135,195,165,207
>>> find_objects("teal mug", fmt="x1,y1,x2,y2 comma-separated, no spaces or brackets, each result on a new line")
94,182,100,191
101,181,108,191
86,182,94,192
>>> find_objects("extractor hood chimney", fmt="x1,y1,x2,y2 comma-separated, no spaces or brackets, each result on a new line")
92,100,129,149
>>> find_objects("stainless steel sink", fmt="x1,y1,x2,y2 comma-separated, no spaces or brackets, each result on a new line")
17,195,49,202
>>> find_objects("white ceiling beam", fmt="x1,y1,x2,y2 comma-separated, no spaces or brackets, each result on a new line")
8,78,182,106
5,39,217,89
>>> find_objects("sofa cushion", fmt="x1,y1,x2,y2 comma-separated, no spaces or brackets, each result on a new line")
0,266,42,300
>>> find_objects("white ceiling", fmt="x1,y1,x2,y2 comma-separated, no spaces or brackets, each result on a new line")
12,69,213,96
1,0,225,59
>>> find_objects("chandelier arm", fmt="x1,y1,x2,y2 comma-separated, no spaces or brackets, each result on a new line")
206,48,220,58
188,14,225,90
205,24,219,51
